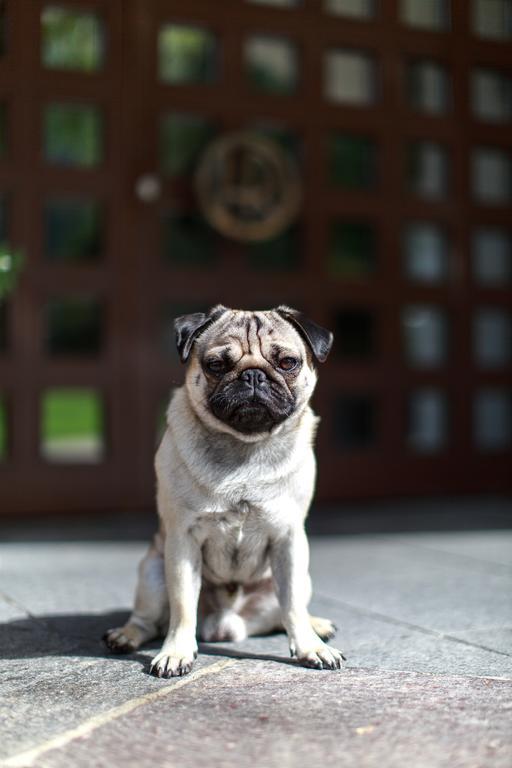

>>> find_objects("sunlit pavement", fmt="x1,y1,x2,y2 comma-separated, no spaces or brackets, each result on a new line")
1,501,511,768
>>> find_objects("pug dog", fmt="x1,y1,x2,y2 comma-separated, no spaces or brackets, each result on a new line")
104,305,344,677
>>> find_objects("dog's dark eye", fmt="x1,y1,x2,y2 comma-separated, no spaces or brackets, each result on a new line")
279,356,299,372
205,359,225,374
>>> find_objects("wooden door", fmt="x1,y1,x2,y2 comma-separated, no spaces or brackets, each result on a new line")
1,0,511,515
129,0,512,502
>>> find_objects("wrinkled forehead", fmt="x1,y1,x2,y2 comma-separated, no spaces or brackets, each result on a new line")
196,309,305,356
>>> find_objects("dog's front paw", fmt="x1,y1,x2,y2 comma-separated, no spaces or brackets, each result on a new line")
291,639,345,670
150,647,198,678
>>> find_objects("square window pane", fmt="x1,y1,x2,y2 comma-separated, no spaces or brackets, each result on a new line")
400,0,450,29
403,223,449,283
44,200,103,263
329,221,377,278
161,210,217,267
472,228,512,285
407,141,449,200
0,102,7,157
472,0,512,40
245,36,298,95
159,25,217,84
474,390,512,451
407,389,448,452
335,309,376,359
325,0,376,17
324,49,377,105
41,5,104,72
44,103,103,168
473,308,512,368
41,388,105,463
160,113,216,178
0,392,7,459
472,147,512,204
247,226,300,270
45,298,103,356
472,68,512,123
407,60,450,114
334,394,377,450
0,248,23,308
330,134,377,188
402,305,448,368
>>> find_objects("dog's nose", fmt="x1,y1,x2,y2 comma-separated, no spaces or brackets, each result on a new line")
240,368,267,387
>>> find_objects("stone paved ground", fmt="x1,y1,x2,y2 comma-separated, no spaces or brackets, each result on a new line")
0,501,511,767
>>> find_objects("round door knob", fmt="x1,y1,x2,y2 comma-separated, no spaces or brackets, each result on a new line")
135,174,162,203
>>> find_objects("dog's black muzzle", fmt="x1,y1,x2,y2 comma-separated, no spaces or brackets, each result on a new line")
209,368,295,434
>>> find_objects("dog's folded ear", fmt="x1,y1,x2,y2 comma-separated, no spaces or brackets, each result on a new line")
174,305,227,362
277,306,333,363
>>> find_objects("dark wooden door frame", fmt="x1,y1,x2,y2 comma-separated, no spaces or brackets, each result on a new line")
0,0,144,513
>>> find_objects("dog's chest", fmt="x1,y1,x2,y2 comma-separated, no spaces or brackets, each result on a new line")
191,503,270,584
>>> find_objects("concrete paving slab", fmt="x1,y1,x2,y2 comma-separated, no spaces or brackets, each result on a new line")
0,594,27,623
0,543,145,617
6,661,511,768
445,628,512,657
309,535,512,635
391,530,512,568
0,650,224,762
1,527,511,768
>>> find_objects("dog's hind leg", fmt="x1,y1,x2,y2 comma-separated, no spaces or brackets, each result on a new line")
103,532,168,654
240,590,338,641
235,579,283,639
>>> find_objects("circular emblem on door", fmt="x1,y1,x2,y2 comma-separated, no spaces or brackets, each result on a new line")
195,132,302,242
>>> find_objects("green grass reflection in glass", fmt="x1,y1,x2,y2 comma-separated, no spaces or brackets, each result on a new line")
46,298,102,356
159,25,217,84
45,200,102,262
44,104,103,168
245,36,298,95
160,114,216,177
247,227,300,270
330,134,376,189
0,394,6,459
41,5,104,72
330,221,376,278
41,388,104,463
162,210,216,267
